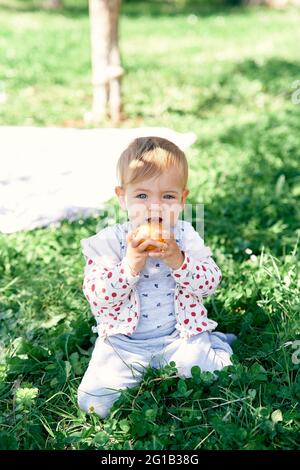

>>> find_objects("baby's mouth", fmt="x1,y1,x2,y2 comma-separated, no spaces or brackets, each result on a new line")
147,217,163,223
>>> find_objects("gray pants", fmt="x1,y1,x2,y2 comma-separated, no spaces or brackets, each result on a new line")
77,330,234,419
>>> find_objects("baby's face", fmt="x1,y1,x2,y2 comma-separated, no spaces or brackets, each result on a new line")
115,167,189,230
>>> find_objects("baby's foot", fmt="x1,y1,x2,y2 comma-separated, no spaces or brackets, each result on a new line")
224,333,238,345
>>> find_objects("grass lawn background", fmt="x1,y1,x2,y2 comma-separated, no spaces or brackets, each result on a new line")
0,0,299,450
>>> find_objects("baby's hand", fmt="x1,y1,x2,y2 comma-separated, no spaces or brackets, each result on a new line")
147,232,184,270
124,231,167,275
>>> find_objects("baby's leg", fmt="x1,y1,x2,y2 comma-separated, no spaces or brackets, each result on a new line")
156,331,233,378
77,336,149,419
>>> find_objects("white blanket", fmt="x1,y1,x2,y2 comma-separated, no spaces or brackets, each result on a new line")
0,126,196,233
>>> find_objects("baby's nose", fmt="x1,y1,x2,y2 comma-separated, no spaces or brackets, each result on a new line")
147,207,163,220
147,202,162,212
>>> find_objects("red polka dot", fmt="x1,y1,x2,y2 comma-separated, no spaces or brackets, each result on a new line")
190,304,196,307
93,301,97,306
212,277,215,282
191,312,196,317
201,310,205,315
114,317,118,320
196,327,202,332
119,278,123,282
179,290,183,294
174,274,181,278
183,282,190,285
184,319,189,324
196,265,200,270
202,265,206,271
115,307,120,311
105,296,109,300
91,284,95,292
122,285,127,289
185,294,190,298
196,274,200,279
102,288,106,293
202,322,207,326
181,263,187,270
120,268,124,274
128,317,132,322
187,257,190,263
112,292,117,297
180,302,183,307
88,259,93,265
199,285,203,289
205,280,209,285
108,272,112,278
209,286,212,289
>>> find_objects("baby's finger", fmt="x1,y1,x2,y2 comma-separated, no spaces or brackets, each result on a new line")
127,230,142,248
136,239,158,252
134,238,167,250
126,232,133,244
148,243,168,253
136,239,160,252
148,251,164,257
130,234,148,248
149,239,168,249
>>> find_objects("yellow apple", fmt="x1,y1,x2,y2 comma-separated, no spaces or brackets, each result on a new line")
134,221,167,251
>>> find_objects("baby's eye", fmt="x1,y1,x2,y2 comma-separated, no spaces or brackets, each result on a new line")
136,193,174,199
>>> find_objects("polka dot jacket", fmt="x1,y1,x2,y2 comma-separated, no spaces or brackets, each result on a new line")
81,220,222,339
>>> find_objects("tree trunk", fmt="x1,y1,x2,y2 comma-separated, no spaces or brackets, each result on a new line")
88,0,123,124
108,0,123,122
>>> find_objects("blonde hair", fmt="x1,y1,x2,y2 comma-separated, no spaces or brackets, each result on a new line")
116,136,188,189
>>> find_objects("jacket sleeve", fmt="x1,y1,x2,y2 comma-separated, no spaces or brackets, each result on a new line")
80,226,140,310
171,223,222,298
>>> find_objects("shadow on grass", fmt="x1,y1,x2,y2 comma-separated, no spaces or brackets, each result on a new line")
204,111,300,257
234,58,300,93
121,0,251,19
0,0,260,19
195,58,300,115
0,0,88,17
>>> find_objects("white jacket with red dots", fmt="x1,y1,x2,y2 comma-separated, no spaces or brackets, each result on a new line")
80,220,222,339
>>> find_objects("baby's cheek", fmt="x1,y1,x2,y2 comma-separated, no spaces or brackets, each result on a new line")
128,201,147,219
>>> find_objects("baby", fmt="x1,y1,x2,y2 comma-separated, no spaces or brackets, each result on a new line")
77,136,236,419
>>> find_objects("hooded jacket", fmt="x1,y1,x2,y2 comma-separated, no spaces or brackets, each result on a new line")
81,220,222,339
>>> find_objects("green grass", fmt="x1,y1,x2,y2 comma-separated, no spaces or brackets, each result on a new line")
0,0,300,450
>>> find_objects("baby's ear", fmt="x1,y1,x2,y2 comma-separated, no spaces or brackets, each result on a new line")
115,185,123,194
115,186,126,210
181,188,190,205
184,187,190,197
